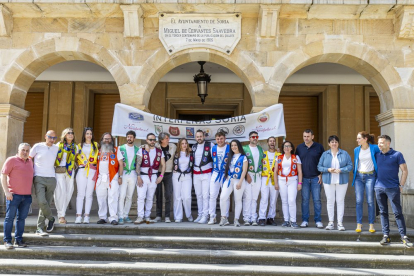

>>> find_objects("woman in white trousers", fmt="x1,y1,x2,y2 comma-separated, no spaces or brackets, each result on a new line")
172,138,194,222
219,139,248,227
75,127,99,224
54,128,78,224
274,141,302,229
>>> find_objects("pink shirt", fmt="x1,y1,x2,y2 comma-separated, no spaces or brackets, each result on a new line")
1,155,34,195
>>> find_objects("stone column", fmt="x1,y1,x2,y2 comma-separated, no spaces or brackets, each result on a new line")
376,109,414,228
0,104,30,215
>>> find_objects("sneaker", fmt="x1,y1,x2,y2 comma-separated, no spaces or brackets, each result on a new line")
46,218,55,233
258,219,266,226
252,221,258,226
35,228,48,236
337,224,346,231
154,216,162,222
244,221,250,226
282,221,290,227
75,216,82,224
165,217,171,223
401,236,413,248
111,220,118,225
97,219,107,224
187,215,194,222
144,217,151,223
83,216,90,224
208,217,216,225
300,221,308,228
118,218,124,225
4,242,14,250
198,216,209,224
291,222,299,229
193,215,201,223
224,220,230,226
14,240,27,248
267,218,277,226
234,219,240,227
316,221,324,229
325,222,334,230
219,217,228,226
134,217,144,224
175,219,182,223
124,217,133,223
380,235,391,245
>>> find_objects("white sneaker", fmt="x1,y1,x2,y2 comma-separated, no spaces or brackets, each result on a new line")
316,221,324,228
194,215,201,223
187,216,194,222
252,221,258,226
234,219,240,227
208,217,216,225
219,217,228,226
154,216,162,222
325,222,334,230
83,216,90,224
337,224,346,231
144,217,151,223
75,216,82,224
175,219,182,223
134,217,144,224
300,221,308,228
165,217,171,223
198,216,209,224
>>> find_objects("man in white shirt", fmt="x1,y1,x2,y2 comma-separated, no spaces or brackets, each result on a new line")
29,130,60,236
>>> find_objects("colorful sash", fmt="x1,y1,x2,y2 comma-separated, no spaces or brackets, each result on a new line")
262,151,280,186
119,144,139,174
141,148,162,180
243,145,264,182
77,142,98,177
95,147,119,188
55,142,77,177
212,144,229,183
277,154,299,182
226,154,245,187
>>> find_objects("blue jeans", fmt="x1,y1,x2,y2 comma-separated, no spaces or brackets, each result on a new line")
375,187,406,237
3,194,32,243
355,172,376,224
301,177,322,223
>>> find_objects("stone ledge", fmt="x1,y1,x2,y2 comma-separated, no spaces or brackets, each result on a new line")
376,108,414,126
0,103,30,122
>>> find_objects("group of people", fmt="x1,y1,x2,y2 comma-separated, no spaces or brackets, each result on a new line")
1,127,413,249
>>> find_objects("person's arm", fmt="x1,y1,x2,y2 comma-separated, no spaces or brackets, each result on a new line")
156,157,166,184
338,152,353,173
136,151,143,187
317,153,329,173
236,158,248,190
399,163,408,189
1,173,12,201
297,163,303,191
274,160,279,190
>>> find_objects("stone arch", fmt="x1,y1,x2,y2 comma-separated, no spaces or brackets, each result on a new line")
0,37,130,109
269,40,408,112
135,48,266,109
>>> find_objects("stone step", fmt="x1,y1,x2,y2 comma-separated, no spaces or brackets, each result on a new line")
1,233,412,255
0,259,413,276
1,246,414,269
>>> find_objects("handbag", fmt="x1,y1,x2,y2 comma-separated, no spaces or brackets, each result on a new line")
55,166,66,174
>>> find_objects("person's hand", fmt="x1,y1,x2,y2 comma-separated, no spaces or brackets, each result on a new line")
137,176,143,187
328,168,333,173
297,184,302,191
156,176,163,184
118,177,122,185
5,191,13,201
236,182,242,190
274,184,279,190
334,169,341,174
318,175,322,185
400,185,404,192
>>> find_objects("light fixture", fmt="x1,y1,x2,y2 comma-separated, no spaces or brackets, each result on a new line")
193,61,211,104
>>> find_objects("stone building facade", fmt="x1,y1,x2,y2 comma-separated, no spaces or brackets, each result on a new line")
0,0,413,226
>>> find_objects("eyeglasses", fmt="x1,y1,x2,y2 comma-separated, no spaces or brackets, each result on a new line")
284,145,292,148
148,139,156,142
47,135,57,140
67,132,74,135
84,127,93,130
250,136,259,139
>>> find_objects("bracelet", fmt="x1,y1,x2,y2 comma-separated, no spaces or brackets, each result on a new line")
159,174,163,178
298,182,302,185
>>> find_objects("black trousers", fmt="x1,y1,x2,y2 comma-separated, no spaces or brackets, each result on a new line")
156,172,173,217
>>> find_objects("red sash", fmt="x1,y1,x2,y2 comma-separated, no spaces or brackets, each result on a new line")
141,148,162,180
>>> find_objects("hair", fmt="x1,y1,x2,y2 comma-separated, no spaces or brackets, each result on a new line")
267,136,276,143
158,132,170,142
100,132,115,149
126,130,136,138
248,131,258,137
196,129,204,135
304,129,314,135
282,140,295,155
224,139,246,179
146,133,156,139
358,131,375,144
81,127,98,153
328,135,340,143
378,135,391,143
215,131,226,138
175,138,191,157
18,143,31,151
60,127,76,144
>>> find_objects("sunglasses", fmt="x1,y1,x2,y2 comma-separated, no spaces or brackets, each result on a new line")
148,139,156,142
67,132,74,135
250,136,259,139
47,135,57,140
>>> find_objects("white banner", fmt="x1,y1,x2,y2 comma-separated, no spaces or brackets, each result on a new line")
111,103,286,142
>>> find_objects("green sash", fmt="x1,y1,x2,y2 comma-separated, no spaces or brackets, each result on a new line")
120,144,139,174
243,145,264,182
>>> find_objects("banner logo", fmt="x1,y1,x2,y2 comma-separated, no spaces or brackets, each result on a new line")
169,126,180,136
155,125,163,135
257,112,269,123
203,128,212,139
129,113,144,121
233,125,245,136
217,127,229,136
186,127,195,138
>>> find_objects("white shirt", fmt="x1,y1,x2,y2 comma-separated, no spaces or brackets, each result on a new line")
330,152,340,184
194,142,213,172
81,143,92,159
29,143,59,177
178,151,190,172
267,151,276,167
137,148,165,174
211,145,227,168
249,145,260,171
117,144,136,168
358,147,374,172
229,153,247,173
281,155,302,176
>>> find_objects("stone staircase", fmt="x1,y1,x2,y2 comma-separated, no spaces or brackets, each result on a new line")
0,221,414,275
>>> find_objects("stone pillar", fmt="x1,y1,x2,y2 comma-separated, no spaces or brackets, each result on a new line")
376,109,414,228
0,104,30,215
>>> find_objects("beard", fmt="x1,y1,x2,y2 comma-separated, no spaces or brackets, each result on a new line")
101,143,114,153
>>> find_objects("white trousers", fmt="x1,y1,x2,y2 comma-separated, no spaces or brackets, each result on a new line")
54,173,75,218
242,172,261,222
96,174,119,221
278,176,298,223
75,168,96,215
193,173,211,217
118,172,137,219
259,176,279,219
208,171,229,218
172,173,192,220
137,175,157,218
220,178,246,220
323,183,348,224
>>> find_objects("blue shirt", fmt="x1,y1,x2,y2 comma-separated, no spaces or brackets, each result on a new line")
375,148,405,189
295,142,324,178
317,149,353,185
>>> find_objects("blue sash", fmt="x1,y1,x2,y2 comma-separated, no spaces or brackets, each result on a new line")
225,155,245,187
212,144,230,183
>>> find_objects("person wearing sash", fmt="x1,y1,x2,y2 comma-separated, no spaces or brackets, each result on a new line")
258,136,281,226
192,130,214,224
95,132,120,225
75,127,98,224
135,133,165,224
172,138,194,222
54,128,78,224
208,132,230,225
242,131,264,226
274,141,303,229
220,140,248,227
117,130,139,224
